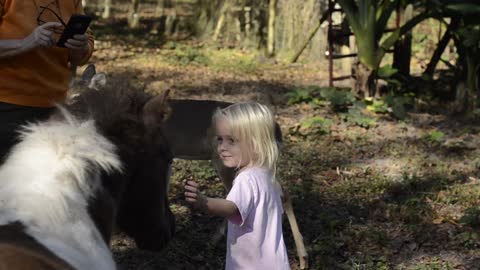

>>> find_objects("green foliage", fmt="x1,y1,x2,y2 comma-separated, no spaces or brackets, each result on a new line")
337,0,430,71
346,255,390,270
286,86,323,105
390,101,407,120
170,46,210,66
207,49,259,74
286,86,355,111
365,98,389,114
319,87,356,112
385,94,412,120
413,258,453,270
377,65,398,79
363,93,412,120
457,231,479,248
460,208,480,228
425,130,445,143
377,65,403,90
445,2,480,15
341,106,376,128
298,116,333,136
456,26,480,49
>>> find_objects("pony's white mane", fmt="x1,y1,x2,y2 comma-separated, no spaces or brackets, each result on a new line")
0,107,122,270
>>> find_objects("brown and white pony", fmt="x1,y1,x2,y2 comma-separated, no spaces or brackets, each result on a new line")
0,71,174,269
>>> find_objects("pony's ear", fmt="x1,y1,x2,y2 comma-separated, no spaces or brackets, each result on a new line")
89,73,107,90
81,64,97,82
142,90,171,128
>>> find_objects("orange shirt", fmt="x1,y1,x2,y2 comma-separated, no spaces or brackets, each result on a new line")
0,0,94,107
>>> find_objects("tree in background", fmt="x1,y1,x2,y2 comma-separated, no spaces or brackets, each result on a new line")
392,3,413,78
191,0,328,60
337,0,431,97
267,0,277,56
442,1,480,114
102,0,112,19
128,0,140,28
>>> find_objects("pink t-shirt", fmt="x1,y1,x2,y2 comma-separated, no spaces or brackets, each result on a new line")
225,167,290,270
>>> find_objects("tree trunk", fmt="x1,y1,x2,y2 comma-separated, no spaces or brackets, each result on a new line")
213,0,232,41
267,0,277,57
451,34,473,115
102,0,111,19
150,0,171,35
424,18,459,78
353,61,375,98
128,0,141,29
393,5,413,77
288,7,330,63
289,10,328,63
465,53,479,114
165,0,177,35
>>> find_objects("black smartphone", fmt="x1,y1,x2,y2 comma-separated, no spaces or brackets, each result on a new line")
57,14,92,48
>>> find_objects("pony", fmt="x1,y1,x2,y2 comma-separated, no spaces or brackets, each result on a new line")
0,69,174,269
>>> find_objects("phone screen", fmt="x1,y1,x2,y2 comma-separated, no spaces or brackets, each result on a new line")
57,14,92,47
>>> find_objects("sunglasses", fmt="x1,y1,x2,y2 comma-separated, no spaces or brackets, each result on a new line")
36,5,67,34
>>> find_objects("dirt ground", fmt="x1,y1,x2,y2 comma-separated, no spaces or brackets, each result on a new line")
87,21,480,270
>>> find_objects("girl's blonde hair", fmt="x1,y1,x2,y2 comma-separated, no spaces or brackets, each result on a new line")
212,102,279,179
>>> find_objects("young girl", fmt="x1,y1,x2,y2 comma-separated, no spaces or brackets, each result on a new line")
184,102,290,270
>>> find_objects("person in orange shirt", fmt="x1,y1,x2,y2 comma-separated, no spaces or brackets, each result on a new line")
0,0,94,161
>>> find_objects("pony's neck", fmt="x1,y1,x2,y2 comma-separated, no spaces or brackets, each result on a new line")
0,114,121,270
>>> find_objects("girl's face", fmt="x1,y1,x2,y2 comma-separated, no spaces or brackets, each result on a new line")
215,117,249,169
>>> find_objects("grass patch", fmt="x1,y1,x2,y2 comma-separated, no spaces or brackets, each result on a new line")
205,49,260,74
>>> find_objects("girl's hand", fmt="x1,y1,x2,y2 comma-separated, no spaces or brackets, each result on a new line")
184,181,207,209
22,22,63,50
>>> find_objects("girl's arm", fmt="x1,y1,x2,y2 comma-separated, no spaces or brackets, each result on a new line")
185,180,240,219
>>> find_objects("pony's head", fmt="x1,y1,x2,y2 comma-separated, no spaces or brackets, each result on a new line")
67,67,174,251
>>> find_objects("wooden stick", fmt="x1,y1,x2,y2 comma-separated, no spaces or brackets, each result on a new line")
283,191,308,269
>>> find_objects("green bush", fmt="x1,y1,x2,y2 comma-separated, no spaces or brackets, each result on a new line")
286,86,355,112
286,86,321,105
319,87,356,112
297,116,333,136
365,98,389,114
425,130,445,143
460,208,480,228
341,107,376,128
170,46,209,66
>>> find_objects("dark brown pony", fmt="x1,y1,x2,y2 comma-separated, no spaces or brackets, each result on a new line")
0,71,174,269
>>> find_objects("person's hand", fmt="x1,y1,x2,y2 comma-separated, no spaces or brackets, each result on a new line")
66,34,90,65
22,22,62,50
65,34,89,53
184,180,207,209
